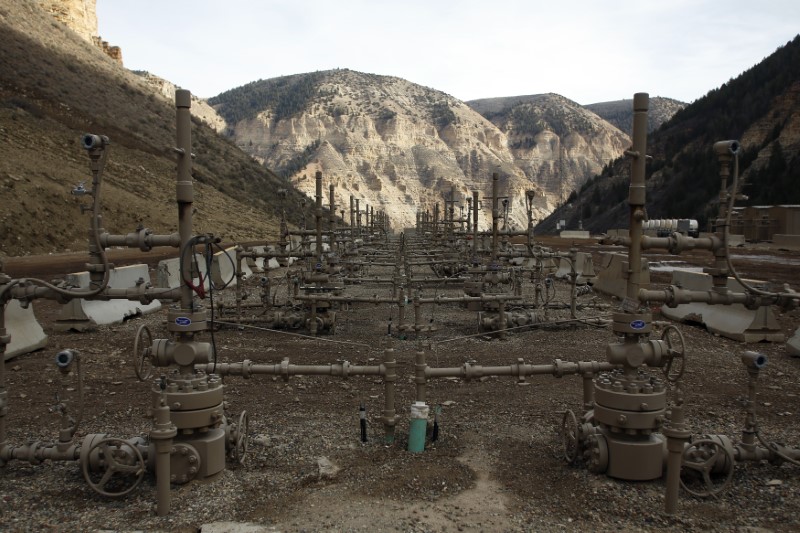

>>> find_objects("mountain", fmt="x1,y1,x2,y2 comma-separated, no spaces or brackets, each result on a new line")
467,93,631,205
0,0,310,257
537,35,800,235
210,71,632,230
585,96,686,135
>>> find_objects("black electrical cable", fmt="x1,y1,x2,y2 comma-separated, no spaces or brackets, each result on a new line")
203,243,218,374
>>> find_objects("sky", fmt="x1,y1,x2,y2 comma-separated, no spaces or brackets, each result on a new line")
97,1,800,105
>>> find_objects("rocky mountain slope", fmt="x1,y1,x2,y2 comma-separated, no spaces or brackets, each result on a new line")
0,0,309,257
537,35,800,234
585,96,686,135
211,72,636,230
467,93,631,204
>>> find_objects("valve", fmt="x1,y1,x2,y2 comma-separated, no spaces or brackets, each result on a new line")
561,409,581,464
680,437,735,498
133,324,153,381
228,411,249,465
81,437,146,498
661,325,686,382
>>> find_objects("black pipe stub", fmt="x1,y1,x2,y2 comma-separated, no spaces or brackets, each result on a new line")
55,349,75,371
742,351,767,370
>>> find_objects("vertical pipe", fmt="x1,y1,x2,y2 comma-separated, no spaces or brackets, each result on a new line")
175,89,194,311
491,173,499,262
355,199,361,236
235,248,243,319
349,195,355,230
151,392,177,516
415,346,427,403
627,93,648,302
315,171,323,263
0,303,7,452
86,153,105,290
664,401,691,514
582,373,594,413
498,298,506,341
329,183,336,234
472,190,479,252
398,286,406,329
382,349,397,444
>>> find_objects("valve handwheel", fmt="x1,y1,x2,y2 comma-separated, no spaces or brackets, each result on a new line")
680,438,734,498
561,409,580,464
133,324,153,381
661,325,686,382
233,410,249,465
82,438,146,498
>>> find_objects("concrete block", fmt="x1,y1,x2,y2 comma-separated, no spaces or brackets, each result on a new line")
210,247,252,288
55,264,162,332
156,254,210,290
774,234,800,251
661,269,783,343
555,252,595,284
606,229,630,238
728,234,746,246
788,327,800,357
244,246,267,273
593,253,650,299
5,300,48,360
559,230,591,239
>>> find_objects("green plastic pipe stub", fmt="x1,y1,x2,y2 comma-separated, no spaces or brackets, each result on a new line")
407,401,429,453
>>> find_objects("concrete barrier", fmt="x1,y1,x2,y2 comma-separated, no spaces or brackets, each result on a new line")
774,234,800,251
156,254,210,290
5,300,48,360
593,253,650,299
660,269,783,343
244,246,267,273
55,264,162,332
788,327,800,357
606,229,630,239
210,247,252,288
555,252,595,284
559,230,591,239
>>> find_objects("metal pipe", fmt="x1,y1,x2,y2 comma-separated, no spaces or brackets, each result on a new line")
627,93,648,303
329,183,336,233
424,360,614,380
315,171,323,263
198,360,383,378
175,89,194,312
0,303,7,455
151,390,176,516
382,349,397,443
491,173,499,261
415,347,426,402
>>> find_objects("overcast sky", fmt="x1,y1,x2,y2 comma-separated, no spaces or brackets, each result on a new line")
97,1,799,105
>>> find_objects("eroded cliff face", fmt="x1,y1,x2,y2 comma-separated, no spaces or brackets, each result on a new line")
470,93,631,206
216,70,629,231
35,0,121,63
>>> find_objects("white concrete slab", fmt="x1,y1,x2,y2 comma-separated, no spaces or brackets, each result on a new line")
593,253,650,300
55,264,162,332
156,254,210,290
661,269,783,343
5,300,48,360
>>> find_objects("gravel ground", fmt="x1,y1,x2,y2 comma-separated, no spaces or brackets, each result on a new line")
1,239,799,532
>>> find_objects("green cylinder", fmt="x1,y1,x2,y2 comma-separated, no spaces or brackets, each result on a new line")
407,401,429,453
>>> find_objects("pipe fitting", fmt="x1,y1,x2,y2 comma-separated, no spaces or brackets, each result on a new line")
713,140,740,157
55,349,78,373
741,351,767,371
